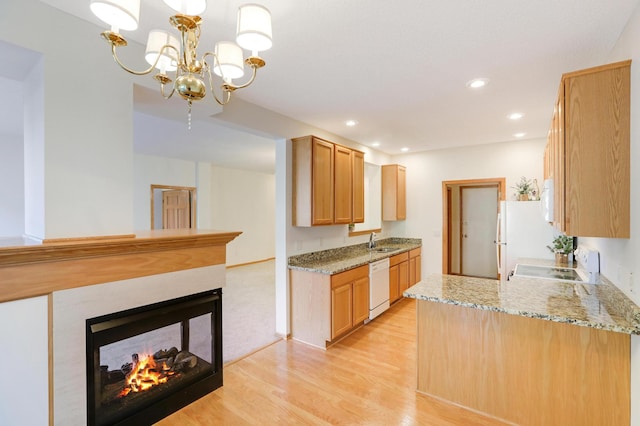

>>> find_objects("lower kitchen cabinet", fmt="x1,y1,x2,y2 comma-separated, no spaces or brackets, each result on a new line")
352,275,370,324
409,247,422,286
331,282,353,337
331,266,370,339
290,264,369,348
389,252,409,304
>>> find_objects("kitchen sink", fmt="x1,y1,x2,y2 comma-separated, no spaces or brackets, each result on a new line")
372,247,399,253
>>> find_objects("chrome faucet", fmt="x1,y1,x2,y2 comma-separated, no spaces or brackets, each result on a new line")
368,232,377,249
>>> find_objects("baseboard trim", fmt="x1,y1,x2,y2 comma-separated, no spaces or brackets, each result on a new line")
224,337,283,367
226,257,275,269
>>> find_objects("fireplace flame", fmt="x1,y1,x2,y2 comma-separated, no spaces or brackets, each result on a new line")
118,354,174,397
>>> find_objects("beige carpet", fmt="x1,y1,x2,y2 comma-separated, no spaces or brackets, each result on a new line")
222,259,279,363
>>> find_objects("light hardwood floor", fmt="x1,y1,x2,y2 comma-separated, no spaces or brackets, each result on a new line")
159,298,507,425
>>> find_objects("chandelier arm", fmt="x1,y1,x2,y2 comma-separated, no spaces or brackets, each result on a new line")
160,82,176,100
201,53,232,105
224,66,259,90
201,51,261,91
109,44,180,76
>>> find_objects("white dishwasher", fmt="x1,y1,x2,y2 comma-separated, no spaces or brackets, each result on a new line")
369,258,390,320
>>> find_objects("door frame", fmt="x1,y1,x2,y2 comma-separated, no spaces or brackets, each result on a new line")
150,184,197,230
442,178,505,274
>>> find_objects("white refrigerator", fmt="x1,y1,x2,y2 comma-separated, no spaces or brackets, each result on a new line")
495,201,557,279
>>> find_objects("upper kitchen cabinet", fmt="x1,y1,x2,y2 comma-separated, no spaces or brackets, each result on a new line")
382,164,406,221
292,136,365,226
352,150,365,224
545,60,630,238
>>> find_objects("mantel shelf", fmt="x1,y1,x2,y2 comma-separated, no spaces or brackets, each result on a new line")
0,229,241,267
0,229,242,303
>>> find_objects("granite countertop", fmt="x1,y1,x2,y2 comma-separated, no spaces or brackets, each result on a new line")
404,273,640,335
288,238,422,274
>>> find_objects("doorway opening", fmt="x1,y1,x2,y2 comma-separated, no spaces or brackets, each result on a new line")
150,185,197,230
442,178,505,279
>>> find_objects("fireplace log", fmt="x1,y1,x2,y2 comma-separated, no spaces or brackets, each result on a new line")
174,351,197,371
154,347,179,360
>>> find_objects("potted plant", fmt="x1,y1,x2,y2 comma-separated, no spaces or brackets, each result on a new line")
547,235,574,266
512,176,533,201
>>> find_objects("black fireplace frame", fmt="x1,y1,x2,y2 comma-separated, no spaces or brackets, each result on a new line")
86,289,223,426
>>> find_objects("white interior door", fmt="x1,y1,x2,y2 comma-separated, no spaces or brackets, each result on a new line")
461,186,499,279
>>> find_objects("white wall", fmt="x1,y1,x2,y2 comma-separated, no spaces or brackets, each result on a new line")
0,132,24,237
0,296,48,425
133,155,276,265
210,166,276,265
0,0,134,239
386,138,547,275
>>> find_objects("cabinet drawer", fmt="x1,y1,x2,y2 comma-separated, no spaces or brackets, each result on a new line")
409,247,421,258
389,252,409,267
331,265,369,288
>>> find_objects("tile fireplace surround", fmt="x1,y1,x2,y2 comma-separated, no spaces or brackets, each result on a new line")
0,229,240,425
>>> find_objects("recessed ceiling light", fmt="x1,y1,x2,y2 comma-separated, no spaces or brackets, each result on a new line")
508,112,524,120
345,120,358,127
466,78,489,89
401,147,409,152
371,142,380,147
513,132,526,138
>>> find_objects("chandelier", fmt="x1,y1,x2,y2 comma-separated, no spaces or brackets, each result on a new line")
89,0,272,124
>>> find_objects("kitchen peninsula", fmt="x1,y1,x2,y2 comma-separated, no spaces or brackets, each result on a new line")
404,274,640,425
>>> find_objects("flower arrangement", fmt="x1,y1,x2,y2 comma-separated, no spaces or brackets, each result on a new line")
547,235,574,254
512,176,533,200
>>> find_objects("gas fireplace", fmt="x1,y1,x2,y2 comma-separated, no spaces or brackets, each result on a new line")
86,289,222,426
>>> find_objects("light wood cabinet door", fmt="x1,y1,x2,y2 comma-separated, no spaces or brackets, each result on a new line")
409,248,422,286
397,166,406,220
331,282,352,339
398,261,409,294
389,252,408,303
563,62,629,237
545,61,630,238
389,264,399,303
293,135,365,227
352,150,365,223
409,255,422,286
334,145,353,224
382,164,407,221
312,138,335,225
553,95,565,232
352,276,370,325
409,257,417,286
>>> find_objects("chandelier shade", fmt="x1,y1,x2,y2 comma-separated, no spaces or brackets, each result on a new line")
213,42,245,81
145,30,180,72
162,0,207,16
90,0,140,31
236,4,273,52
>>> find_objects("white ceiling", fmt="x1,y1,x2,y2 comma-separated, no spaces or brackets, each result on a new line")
5,1,640,171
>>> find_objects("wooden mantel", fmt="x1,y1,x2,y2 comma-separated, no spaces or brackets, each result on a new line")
0,229,242,303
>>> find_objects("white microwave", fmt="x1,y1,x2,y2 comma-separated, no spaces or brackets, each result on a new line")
541,178,554,222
